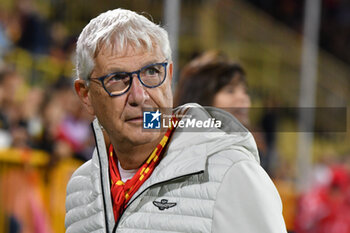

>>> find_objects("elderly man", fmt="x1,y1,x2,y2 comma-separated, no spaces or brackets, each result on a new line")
65,8,287,233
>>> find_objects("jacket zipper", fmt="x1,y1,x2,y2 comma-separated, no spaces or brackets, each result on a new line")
112,170,205,233
91,123,110,233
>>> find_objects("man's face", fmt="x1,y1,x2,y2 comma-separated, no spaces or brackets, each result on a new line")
77,44,173,147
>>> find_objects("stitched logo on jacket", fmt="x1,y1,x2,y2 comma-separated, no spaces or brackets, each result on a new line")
153,199,177,210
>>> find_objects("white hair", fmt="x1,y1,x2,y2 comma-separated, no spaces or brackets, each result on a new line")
76,8,172,81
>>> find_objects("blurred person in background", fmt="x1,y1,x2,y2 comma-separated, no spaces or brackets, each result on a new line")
65,8,286,233
0,68,12,147
175,51,251,126
174,51,296,231
0,9,12,62
55,86,94,161
15,0,50,54
273,157,297,233
174,51,272,173
0,67,28,148
0,65,91,232
0,160,54,233
0,67,53,233
35,79,94,161
295,162,350,233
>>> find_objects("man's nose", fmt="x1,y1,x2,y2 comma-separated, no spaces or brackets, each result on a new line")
127,75,149,107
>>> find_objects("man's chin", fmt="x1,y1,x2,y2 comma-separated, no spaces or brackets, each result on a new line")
128,131,163,146
123,124,162,144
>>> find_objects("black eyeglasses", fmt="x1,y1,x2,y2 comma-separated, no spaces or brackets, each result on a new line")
89,62,168,97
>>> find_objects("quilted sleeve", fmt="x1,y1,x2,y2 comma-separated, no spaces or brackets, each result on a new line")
211,159,287,233
65,160,106,233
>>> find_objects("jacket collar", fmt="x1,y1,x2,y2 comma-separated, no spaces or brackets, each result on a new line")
91,116,208,206
91,119,116,233
91,103,258,208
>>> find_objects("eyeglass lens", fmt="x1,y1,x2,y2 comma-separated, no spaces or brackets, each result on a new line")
104,63,166,95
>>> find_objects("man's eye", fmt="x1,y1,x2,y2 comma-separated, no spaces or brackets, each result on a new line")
145,67,160,76
105,73,129,85
113,73,129,80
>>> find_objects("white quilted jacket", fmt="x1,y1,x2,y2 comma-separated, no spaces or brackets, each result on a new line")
65,104,287,233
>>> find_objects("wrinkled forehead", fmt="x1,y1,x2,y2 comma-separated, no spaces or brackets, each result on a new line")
92,39,166,75
95,34,163,59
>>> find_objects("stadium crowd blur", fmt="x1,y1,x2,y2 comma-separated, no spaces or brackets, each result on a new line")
0,0,349,233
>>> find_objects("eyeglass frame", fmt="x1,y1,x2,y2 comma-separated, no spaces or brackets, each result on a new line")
88,61,168,97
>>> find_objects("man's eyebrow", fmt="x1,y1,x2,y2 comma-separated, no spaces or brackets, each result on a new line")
106,59,165,73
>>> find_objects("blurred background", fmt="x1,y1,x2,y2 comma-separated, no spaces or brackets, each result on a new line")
0,0,349,232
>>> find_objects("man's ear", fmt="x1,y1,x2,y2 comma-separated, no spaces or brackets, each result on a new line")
74,79,95,116
168,62,173,82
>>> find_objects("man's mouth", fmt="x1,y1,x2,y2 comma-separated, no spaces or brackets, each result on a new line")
125,116,143,122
